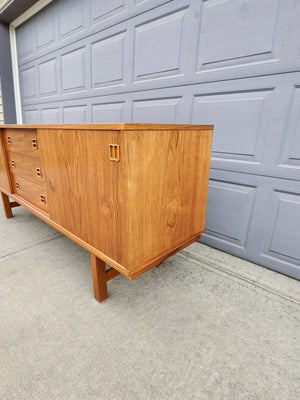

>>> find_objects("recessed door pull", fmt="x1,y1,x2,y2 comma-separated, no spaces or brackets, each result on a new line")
109,144,120,161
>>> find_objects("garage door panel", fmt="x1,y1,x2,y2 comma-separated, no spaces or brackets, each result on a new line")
61,47,86,93
197,0,281,71
41,108,60,123
59,0,86,39
192,88,273,163
16,20,36,61
38,59,58,97
91,31,126,88
63,105,87,123
91,0,126,24
132,97,181,123
35,3,57,50
193,0,300,81
201,170,300,279
133,8,187,81
278,85,300,170
134,0,171,8
23,109,40,124
262,190,300,263
204,179,256,248
92,102,125,123
20,67,37,100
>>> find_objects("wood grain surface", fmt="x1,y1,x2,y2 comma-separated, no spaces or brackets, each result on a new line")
11,174,48,213
125,129,212,272
39,129,128,266
3,129,40,158
6,152,45,185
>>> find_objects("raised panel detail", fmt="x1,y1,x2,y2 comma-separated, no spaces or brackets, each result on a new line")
132,98,181,123
39,59,57,96
63,106,86,123
91,0,125,23
263,191,300,261
23,110,39,124
92,103,124,123
35,4,56,49
61,48,85,92
279,87,300,170
192,90,272,161
197,0,280,71
60,0,84,37
91,33,125,87
16,21,35,61
41,108,59,123
134,0,170,5
204,180,256,247
134,9,186,80
20,67,37,99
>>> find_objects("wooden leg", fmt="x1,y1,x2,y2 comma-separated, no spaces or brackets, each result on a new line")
90,254,121,302
1,192,13,218
90,254,108,302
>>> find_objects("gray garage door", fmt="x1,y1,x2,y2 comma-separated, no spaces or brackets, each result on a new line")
15,0,300,279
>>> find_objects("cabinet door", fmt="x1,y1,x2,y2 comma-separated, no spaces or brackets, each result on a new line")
0,129,12,193
39,129,128,266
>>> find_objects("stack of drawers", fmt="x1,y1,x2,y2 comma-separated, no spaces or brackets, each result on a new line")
3,129,48,213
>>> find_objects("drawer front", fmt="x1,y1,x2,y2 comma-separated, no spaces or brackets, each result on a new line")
7,152,45,185
12,175,48,213
3,129,40,158
0,130,12,193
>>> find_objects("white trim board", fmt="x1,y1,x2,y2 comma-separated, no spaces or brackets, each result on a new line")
9,25,22,123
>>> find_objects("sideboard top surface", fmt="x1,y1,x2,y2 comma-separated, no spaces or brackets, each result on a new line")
0,123,214,131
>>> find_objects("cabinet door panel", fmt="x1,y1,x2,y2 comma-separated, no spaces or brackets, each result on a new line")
39,129,128,265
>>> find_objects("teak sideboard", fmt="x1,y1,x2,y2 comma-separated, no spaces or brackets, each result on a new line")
0,123,213,302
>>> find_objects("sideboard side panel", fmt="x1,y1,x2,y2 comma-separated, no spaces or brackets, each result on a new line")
0,129,12,193
126,128,213,270
39,128,129,267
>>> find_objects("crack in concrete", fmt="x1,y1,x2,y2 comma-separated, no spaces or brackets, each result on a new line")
178,250,300,306
0,234,63,261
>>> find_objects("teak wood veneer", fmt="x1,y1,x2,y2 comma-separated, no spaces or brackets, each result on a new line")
0,123,213,302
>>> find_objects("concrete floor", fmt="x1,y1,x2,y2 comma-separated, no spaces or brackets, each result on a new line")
0,205,300,400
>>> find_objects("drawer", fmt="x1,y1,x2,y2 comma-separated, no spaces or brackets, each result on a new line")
3,129,40,158
7,152,45,185
12,175,48,213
